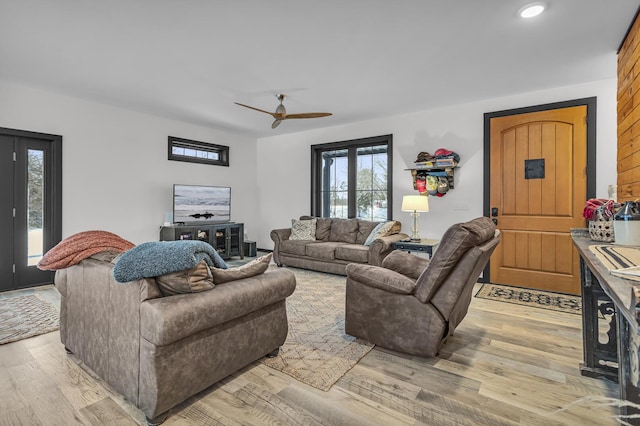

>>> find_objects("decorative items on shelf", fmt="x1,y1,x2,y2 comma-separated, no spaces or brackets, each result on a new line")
408,148,459,196
583,198,618,242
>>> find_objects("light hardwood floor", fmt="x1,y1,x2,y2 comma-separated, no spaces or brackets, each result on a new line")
0,285,619,425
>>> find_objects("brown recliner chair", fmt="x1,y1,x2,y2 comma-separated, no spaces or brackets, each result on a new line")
345,217,500,357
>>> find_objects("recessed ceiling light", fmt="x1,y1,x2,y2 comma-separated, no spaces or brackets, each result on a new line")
519,3,545,18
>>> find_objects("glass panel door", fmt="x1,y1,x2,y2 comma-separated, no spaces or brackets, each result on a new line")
214,227,227,256
14,137,57,288
27,149,44,266
229,226,240,256
0,129,61,292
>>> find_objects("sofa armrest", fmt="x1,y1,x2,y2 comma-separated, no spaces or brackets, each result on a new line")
369,232,410,266
381,250,430,280
346,263,416,295
270,228,292,265
271,228,292,242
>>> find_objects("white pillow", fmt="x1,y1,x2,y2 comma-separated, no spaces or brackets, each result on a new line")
364,221,396,246
290,218,317,240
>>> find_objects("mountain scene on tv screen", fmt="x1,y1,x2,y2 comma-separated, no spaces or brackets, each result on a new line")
175,186,230,223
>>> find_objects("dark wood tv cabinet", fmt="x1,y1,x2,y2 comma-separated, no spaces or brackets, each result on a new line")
160,222,244,260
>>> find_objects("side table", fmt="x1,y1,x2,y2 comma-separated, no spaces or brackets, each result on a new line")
392,239,440,258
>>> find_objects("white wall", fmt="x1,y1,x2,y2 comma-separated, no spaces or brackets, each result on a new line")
0,80,259,245
0,77,617,250
255,78,618,249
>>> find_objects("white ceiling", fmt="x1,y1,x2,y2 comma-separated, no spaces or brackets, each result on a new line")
1,1,638,138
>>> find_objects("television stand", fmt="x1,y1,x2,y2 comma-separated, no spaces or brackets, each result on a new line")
160,223,244,260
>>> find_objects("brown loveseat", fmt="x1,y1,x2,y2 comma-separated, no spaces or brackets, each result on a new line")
271,217,409,275
55,254,296,425
345,217,500,357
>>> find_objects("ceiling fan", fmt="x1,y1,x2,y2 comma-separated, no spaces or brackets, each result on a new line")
235,94,332,129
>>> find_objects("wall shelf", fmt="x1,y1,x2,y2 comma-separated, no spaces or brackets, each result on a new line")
406,165,457,195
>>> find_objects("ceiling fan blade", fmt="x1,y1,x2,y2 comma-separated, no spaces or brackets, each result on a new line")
284,112,333,119
234,102,277,118
272,119,283,129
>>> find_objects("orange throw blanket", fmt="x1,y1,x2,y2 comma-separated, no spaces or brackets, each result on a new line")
37,230,135,271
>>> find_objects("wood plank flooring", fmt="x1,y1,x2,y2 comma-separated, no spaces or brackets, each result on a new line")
0,285,619,425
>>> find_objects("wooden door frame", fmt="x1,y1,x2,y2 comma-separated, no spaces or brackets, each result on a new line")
0,127,62,288
482,97,597,283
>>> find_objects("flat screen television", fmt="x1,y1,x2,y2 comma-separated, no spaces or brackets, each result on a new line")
173,184,231,224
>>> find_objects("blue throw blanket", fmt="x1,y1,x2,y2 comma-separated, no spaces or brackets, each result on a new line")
112,240,228,283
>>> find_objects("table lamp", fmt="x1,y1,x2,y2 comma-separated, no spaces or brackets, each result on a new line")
402,195,429,241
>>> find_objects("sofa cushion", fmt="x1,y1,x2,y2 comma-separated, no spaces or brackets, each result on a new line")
290,218,317,240
210,254,272,284
279,240,316,256
156,260,215,296
306,242,347,260
414,217,496,303
329,218,359,243
335,244,369,263
382,250,430,280
315,218,333,241
356,220,381,244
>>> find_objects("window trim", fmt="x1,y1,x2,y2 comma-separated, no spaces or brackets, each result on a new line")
311,134,393,220
168,136,229,167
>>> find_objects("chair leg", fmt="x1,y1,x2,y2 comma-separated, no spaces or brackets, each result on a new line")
266,347,280,358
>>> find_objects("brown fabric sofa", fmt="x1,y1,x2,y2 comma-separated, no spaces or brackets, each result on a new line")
270,217,409,275
55,254,296,425
345,217,500,357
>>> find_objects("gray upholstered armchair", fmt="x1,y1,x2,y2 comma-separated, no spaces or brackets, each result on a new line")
345,217,500,357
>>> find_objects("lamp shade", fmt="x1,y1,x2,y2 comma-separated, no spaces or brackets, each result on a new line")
402,195,429,212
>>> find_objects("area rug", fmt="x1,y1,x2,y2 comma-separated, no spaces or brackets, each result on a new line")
0,294,59,345
262,267,374,391
475,283,581,315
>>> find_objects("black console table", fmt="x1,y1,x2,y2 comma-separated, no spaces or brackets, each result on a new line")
573,231,640,423
160,222,244,260
392,239,440,258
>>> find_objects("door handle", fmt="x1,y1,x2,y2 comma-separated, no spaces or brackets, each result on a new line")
492,218,498,225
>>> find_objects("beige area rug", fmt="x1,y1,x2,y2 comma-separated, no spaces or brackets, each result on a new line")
0,294,60,345
261,267,374,391
475,283,581,315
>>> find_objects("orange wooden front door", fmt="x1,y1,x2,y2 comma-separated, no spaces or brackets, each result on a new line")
489,106,587,295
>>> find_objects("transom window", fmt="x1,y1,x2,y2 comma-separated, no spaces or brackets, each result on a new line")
311,135,392,221
168,136,229,167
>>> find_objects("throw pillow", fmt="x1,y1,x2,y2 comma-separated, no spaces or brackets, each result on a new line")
155,260,215,296
364,221,398,246
290,218,317,240
89,250,121,264
315,218,332,241
329,218,359,243
210,253,272,284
